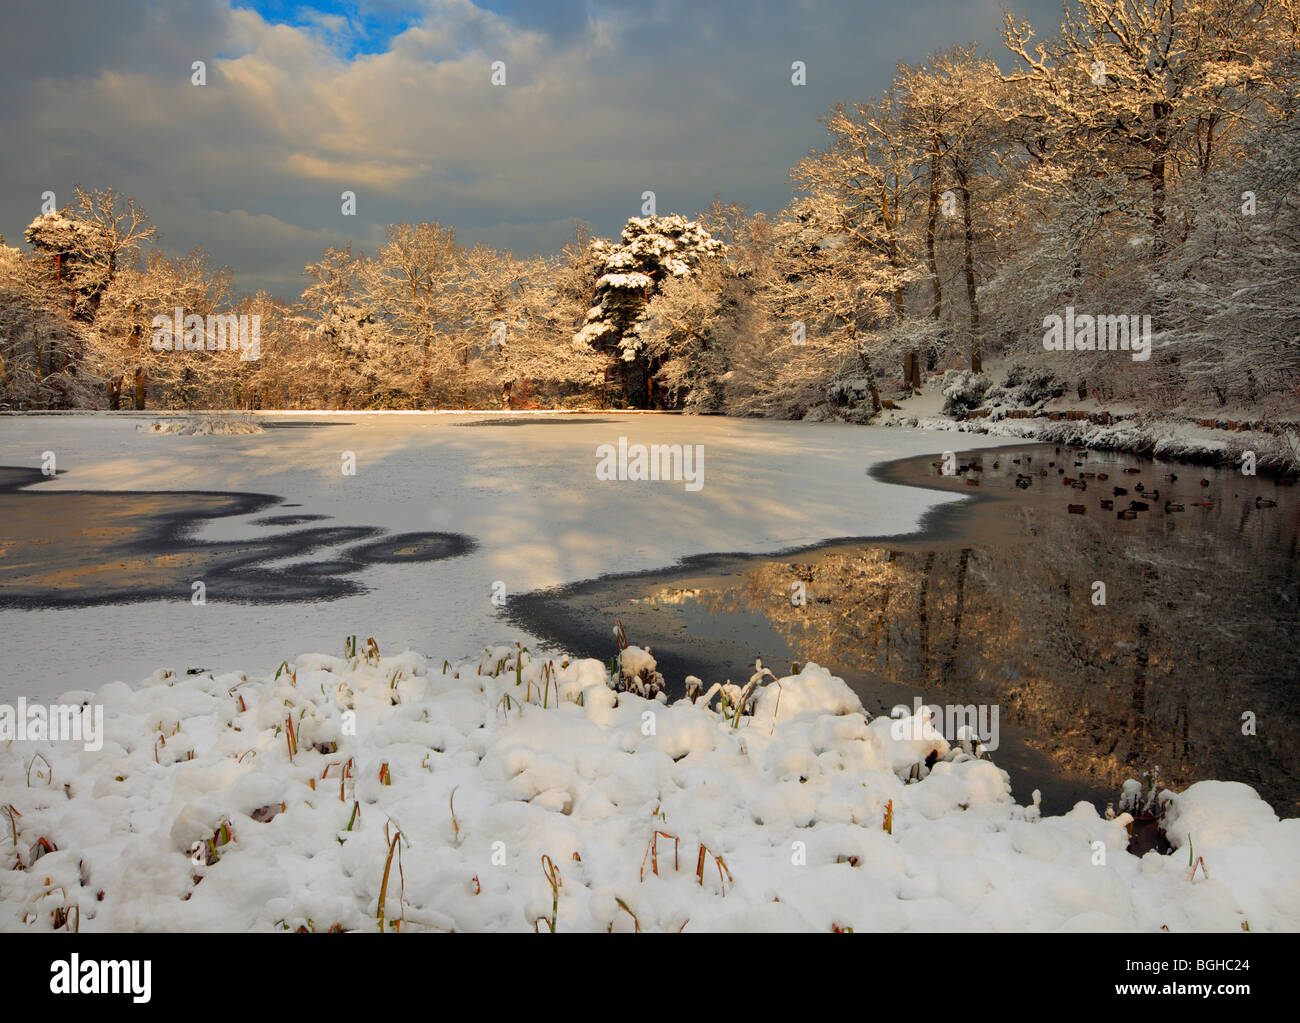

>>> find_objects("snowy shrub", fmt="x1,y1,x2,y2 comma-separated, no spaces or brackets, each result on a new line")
613,644,666,701
840,402,880,425
993,363,1067,408
1118,766,1165,818
940,370,992,415
827,376,876,408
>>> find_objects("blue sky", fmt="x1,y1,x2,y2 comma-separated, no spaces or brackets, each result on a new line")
233,0,427,56
0,0,1065,297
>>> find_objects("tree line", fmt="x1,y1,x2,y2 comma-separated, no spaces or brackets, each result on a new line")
2,0,1297,417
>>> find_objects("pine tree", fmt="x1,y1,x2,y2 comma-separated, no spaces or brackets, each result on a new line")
574,214,724,407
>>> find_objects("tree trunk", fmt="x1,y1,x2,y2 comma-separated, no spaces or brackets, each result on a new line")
1150,101,1170,260
926,145,942,320
883,182,914,383
957,169,980,372
624,356,650,409
903,350,922,391
852,329,882,412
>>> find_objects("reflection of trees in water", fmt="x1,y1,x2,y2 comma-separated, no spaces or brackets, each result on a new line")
705,499,1299,812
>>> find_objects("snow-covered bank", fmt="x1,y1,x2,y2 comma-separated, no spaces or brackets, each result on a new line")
3,642,1296,932
871,364,1300,476
136,416,264,436
884,411,1300,476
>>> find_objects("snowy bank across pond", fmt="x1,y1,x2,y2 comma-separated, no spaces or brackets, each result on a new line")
3,642,1296,932
135,415,264,436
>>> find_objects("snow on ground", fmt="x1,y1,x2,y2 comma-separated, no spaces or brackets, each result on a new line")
4,412,1294,932
875,362,1300,474
3,645,1294,932
0,413,1023,701
888,409,1297,473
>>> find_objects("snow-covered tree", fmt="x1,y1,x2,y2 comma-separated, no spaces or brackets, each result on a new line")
301,245,397,408
491,234,606,407
637,257,730,411
895,47,1004,369
1159,51,1300,411
574,215,724,407
1,229,102,409
6,189,159,408
362,222,463,407
1001,0,1282,260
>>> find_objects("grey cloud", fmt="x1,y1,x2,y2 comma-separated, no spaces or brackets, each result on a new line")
0,0,1065,298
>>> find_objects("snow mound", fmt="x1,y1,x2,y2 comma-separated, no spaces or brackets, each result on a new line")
752,662,862,723
2,646,1295,932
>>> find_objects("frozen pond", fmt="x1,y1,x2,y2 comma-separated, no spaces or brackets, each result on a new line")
0,412,1020,700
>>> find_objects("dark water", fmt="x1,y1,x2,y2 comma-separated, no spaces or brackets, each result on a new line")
514,444,1300,816
0,466,477,608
